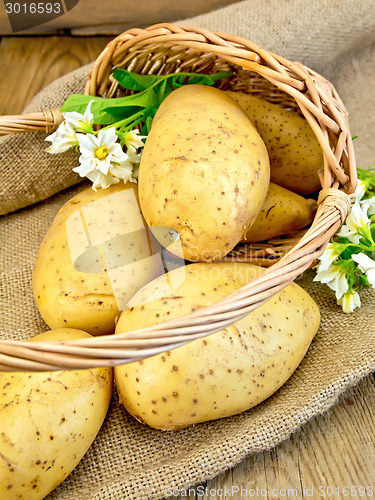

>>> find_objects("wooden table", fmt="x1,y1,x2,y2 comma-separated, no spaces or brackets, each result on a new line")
1,35,374,499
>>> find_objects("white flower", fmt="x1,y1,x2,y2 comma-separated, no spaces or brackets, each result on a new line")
337,200,370,244
86,170,120,191
45,100,95,153
361,195,375,217
72,127,137,191
313,263,349,300
111,158,136,181
355,179,367,201
123,129,146,154
86,160,137,191
129,162,139,182
63,100,94,133
74,127,128,175
45,121,77,153
127,148,143,165
352,253,375,287
337,291,361,313
316,242,339,273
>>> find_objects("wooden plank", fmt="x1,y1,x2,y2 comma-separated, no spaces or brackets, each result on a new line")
174,375,375,498
0,0,240,35
0,36,112,115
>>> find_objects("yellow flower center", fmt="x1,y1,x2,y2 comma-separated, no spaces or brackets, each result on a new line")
95,146,110,160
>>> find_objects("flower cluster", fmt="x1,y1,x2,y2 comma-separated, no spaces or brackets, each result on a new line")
45,101,145,190
314,171,375,313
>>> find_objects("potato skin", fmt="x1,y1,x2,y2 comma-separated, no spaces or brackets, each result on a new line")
32,183,162,335
244,182,317,242
138,85,270,262
226,91,323,194
0,328,113,500
115,262,320,430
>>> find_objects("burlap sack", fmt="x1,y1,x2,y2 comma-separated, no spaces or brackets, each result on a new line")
1,1,375,498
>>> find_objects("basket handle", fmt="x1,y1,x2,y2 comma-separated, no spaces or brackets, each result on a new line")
0,108,63,136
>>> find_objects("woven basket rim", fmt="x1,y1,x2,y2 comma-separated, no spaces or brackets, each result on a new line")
0,23,357,372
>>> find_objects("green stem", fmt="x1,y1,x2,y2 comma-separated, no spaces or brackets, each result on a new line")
351,241,375,254
99,110,145,132
119,114,145,133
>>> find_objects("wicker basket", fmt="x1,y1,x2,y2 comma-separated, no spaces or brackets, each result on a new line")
0,23,357,372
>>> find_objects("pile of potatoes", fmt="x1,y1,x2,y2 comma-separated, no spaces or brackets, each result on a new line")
1,84,323,498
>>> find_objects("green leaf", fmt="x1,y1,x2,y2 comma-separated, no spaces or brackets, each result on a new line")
154,79,170,106
61,94,100,114
172,71,233,87
61,70,234,131
112,69,233,92
112,69,164,91
61,92,157,125
143,115,154,135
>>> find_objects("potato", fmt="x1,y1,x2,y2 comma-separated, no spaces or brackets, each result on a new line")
33,183,163,336
138,85,270,262
244,182,317,242
226,91,324,194
0,328,113,499
114,262,320,430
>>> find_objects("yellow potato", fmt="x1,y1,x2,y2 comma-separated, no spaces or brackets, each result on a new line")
138,85,270,262
0,328,113,499
244,182,317,242
115,262,320,430
226,91,323,194
33,183,163,336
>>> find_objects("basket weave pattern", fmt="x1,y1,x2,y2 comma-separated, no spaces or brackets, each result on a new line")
0,24,357,372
